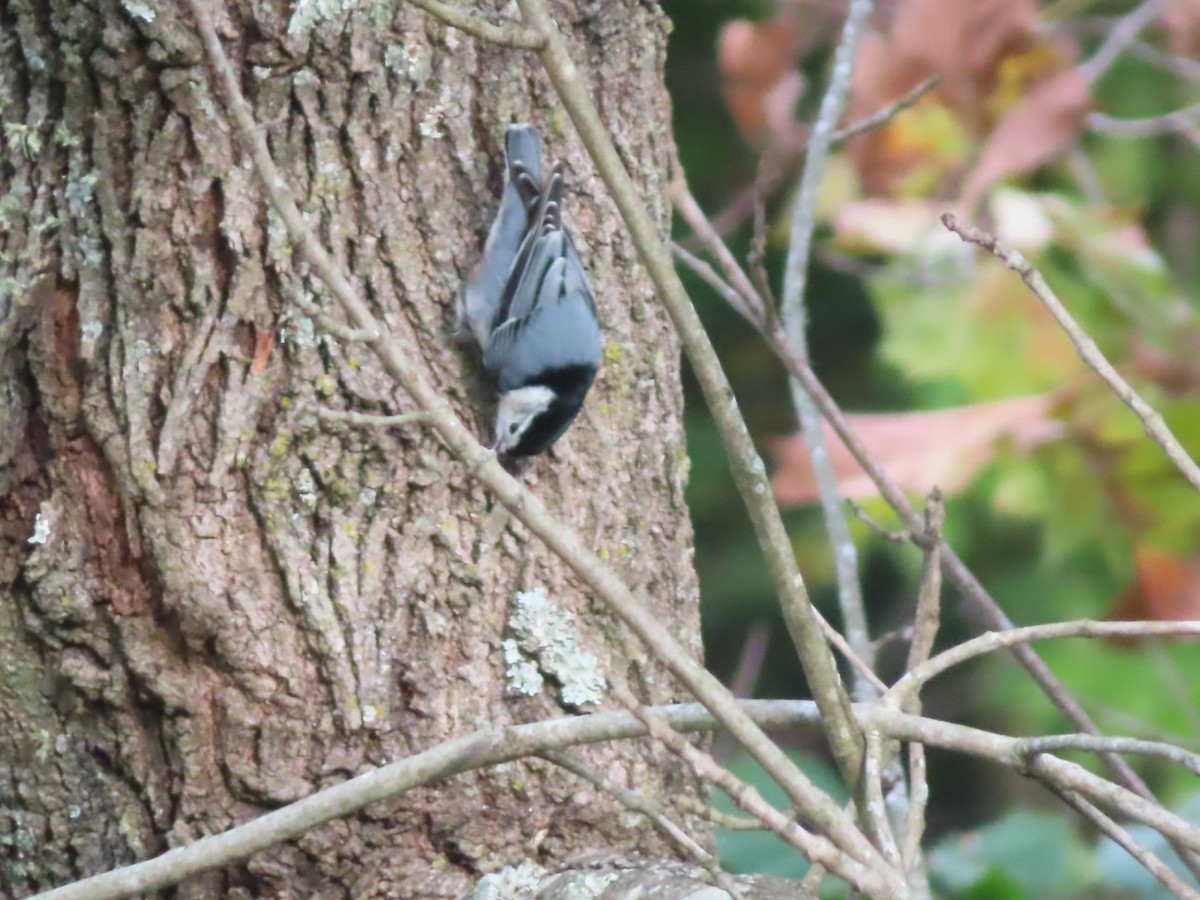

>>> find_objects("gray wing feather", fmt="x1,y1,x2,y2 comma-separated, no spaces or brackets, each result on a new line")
482,147,601,393
487,259,601,391
462,125,544,347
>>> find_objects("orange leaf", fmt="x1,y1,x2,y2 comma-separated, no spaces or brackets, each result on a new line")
770,395,1062,505
717,15,806,148
1109,548,1200,624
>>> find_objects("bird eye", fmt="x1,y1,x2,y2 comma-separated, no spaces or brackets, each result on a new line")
509,423,519,434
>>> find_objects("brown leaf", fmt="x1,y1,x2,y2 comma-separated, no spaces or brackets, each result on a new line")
890,0,1039,87
717,14,806,148
1163,0,1200,55
846,0,1082,198
1108,548,1200,644
770,395,1062,505
961,68,1092,208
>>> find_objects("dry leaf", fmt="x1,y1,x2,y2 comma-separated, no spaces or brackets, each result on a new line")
1163,0,1200,55
1107,548,1200,644
717,14,806,149
770,395,1063,505
961,69,1092,208
890,0,1039,89
846,0,1084,200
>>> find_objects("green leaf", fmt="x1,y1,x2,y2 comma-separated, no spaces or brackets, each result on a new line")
929,811,1092,896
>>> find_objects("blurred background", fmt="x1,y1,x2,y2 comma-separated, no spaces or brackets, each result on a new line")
660,0,1200,892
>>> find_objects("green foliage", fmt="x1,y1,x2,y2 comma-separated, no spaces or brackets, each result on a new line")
666,0,1200,890
929,796,1200,899
929,811,1093,897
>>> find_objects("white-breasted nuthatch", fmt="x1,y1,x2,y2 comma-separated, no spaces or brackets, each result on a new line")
461,125,602,460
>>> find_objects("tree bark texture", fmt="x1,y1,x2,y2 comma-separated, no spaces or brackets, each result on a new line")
0,0,703,895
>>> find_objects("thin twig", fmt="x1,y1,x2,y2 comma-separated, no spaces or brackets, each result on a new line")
683,75,940,245
847,499,912,543
943,213,1200,495
778,0,877,701
904,491,945,679
671,242,759,324
1079,0,1170,84
1025,757,1200,858
863,709,1200,857
1126,40,1200,84
289,295,382,343
315,407,431,427
899,490,943,871
901,741,929,875
831,76,941,144
607,685,896,897
185,0,871,869
670,177,767,326
1042,785,1200,900
1015,734,1200,777
1089,104,1200,149
1087,103,1200,137
863,729,903,867
539,750,740,896
516,0,866,792
813,605,890,696
404,0,544,49
888,619,1200,707
747,154,779,310
42,697,1200,900
675,795,783,832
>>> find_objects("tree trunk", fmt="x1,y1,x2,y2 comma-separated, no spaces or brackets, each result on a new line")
0,1,703,895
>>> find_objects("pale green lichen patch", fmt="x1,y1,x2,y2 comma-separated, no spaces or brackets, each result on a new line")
287,0,365,35
472,862,546,899
505,588,604,708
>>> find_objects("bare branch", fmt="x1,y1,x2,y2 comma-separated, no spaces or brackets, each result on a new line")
889,619,1200,707
1088,102,1200,137
904,491,945,679
539,750,740,896
670,175,767,325
41,696,1200,899
900,490,944,871
863,729,903,867
516,0,867,792
1079,0,1170,84
867,708,1200,858
1044,786,1200,900
1016,734,1200,777
675,795,784,832
942,213,1200,495
607,685,898,897
671,241,760,325
813,604,890,696
315,407,431,427
404,0,544,49
832,76,941,144
846,498,913,543
777,0,877,703
1089,104,1200,149
681,75,940,246
674,168,1181,825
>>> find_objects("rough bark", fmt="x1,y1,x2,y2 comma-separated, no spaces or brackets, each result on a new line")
0,0,703,895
